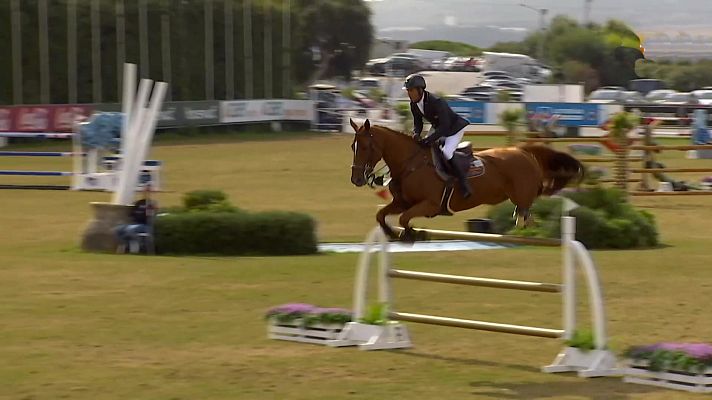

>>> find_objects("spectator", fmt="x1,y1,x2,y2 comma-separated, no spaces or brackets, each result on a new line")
115,184,157,254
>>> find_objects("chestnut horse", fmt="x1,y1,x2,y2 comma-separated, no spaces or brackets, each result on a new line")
349,119,583,241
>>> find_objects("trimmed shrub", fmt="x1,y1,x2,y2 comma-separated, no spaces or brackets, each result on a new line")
155,211,318,256
487,187,658,249
182,190,230,210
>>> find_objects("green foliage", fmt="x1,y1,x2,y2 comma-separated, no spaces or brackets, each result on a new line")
156,190,317,255
265,304,352,327
395,102,413,132
367,87,386,103
360,303,387,326
155,210,318,256
486,187,658,249
1,0,374,104
625,345,712,373
294,0,373,82
498,108,524,144
341,86,356,99
487,41,530,55
487,15,645,89
638,60,712,92
565,330,598,352
561,60,600,92
410,40,482,56
496,90,512,103
182,190,230,210
609,111,639,139
498,108,524,132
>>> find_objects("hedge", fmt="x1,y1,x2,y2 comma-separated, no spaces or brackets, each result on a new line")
155,211,318,256
487,187,658,249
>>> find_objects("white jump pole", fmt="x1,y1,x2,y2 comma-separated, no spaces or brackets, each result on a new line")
117,81,167,205
120,63,137,168
112,79,153,205
562,216,576,341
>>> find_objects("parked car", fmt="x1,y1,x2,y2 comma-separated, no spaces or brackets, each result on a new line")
600,86,626,91
460,85,496,101
587,89,624,103
444,95,477,102
443,56,469,71
662,92,699,105
482,70,512,78
366,58,388,75
692,90,712,106
629,78,666,95
645,89,677,104
383,55,426,76
620,91,646,104
355,77,380,93
487,80,523,91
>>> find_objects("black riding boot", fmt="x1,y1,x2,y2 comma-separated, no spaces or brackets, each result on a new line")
449,158,472,198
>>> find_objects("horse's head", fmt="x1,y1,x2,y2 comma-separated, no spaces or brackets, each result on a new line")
349,118,382,187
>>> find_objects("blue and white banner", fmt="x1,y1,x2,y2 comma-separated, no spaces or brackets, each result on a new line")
447,101,486,124
525,102,601,127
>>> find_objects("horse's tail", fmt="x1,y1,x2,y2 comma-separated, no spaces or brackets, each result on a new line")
520,144,584,195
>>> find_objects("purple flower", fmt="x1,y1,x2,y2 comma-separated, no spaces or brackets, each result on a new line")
266,303,315,317
655,343,712,359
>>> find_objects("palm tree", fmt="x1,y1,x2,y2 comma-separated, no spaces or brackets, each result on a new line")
498,108,525,146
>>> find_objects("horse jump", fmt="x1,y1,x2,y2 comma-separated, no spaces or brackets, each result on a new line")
329,215,618,378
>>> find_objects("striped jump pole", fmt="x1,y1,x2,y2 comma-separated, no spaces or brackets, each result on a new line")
329,215,618,378
0,131,81,190
0,132,74,139
0,151,84,157
0,170,73,176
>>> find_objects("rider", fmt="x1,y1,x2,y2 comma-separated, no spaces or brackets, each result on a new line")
404,74,471,198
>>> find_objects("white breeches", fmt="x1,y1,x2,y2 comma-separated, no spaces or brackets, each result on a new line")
441,127,466,160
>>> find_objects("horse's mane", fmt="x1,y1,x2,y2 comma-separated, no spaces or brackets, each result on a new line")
372,124,414,140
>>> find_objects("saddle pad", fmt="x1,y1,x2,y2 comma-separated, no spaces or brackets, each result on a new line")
467,156,485,178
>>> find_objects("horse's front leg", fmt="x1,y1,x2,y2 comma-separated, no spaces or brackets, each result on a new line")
398,200,441,243
376,201,406,240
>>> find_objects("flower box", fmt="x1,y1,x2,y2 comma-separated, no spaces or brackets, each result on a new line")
268,320,346,345
623,342,712,393
624,360,712,393
265,303,352,346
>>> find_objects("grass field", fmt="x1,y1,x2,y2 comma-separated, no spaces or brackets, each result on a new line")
1,131,712,399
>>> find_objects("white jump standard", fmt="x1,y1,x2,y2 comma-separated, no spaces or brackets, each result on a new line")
329,216,618,378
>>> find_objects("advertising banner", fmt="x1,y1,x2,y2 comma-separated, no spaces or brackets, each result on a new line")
221,100,315,123
525,102,600,127
0,107,15,132
447,101,486,124
10,105,93,132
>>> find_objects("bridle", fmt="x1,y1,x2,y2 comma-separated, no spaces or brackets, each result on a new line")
351,129,380,183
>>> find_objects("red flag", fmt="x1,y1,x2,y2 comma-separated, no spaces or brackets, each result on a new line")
375,188,391,200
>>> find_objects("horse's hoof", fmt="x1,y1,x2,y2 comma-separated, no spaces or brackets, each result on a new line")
399,228,416,244
413,229,428,242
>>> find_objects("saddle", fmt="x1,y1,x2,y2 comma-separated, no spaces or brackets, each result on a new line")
431,140,485,182
429,140,486,217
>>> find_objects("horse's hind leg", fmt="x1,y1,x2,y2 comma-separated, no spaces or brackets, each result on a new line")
509,188,539,228
514,207,532,228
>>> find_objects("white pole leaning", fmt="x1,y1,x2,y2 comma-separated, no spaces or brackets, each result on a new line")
120,63,136,163
122,81,167,203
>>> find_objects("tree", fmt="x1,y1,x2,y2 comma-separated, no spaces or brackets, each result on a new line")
293,0,373,83
561,60,599,92
487,41,530,55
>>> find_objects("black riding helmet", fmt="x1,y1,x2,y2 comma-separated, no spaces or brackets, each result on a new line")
403,74,426,90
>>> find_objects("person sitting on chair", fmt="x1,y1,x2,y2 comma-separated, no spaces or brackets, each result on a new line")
404,73,471,198
116,185,157,254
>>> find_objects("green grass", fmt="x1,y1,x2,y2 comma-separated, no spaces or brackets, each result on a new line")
1,131,711,399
